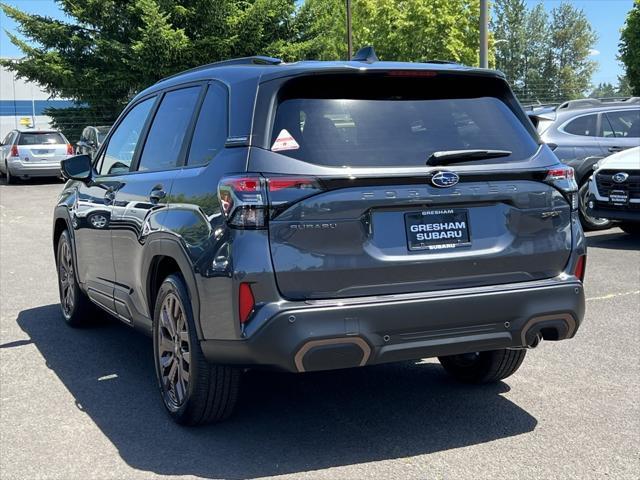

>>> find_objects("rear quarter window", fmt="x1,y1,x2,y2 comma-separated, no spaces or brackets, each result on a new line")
268,74,539,167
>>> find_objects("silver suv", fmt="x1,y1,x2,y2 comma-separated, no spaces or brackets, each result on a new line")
0,129,74,183
530,98,640,229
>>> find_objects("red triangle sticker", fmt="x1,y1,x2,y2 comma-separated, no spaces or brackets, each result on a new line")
271,129,300,152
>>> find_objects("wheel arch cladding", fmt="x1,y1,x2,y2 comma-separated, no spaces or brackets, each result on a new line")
143,239,202,339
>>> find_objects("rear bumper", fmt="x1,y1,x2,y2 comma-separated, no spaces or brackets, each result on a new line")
8,160,62,177
200,278,585,372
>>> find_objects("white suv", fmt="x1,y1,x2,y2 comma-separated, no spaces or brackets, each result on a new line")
587,146,640,235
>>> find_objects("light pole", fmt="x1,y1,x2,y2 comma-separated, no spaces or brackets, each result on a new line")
346,0,353,60
480,0,488,68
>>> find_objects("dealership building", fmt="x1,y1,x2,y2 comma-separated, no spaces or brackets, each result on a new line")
1,60,73,139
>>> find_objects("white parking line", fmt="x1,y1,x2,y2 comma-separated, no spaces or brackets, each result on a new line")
586,290,640,301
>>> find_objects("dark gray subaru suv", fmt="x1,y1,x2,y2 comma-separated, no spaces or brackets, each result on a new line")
53,50,587,425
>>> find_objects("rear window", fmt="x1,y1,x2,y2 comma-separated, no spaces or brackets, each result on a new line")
18,132,65,145
269,75,538,167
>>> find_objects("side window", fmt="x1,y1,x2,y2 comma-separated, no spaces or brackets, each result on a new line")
100,97,155,175
137,86,201,172
187,83,228,166
605,110,640,138
2,132,12,145
563,114,599,137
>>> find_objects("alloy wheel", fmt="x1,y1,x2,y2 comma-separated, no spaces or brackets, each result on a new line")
579,181,611,229
157,293,191,410
58,239,75,318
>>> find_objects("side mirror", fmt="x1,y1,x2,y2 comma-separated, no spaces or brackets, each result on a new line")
61,154,92,182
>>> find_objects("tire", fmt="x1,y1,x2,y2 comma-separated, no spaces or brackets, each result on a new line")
438,349,527,384
578,179,612,231
5,162,14,185
153,274,241,425
56,229,98,327
619,222,640,235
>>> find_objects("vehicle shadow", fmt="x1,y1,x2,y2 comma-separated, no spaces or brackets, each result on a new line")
587,230,639,250
15,304,537,479
0,177,64,187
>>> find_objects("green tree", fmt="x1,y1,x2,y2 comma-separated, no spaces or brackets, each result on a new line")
546,1,597,101
616,74,634,96
491,0,527,94
522,3,551,103
1,0,298,141
590,82,617,98
619,0,640,96
297,0,484,65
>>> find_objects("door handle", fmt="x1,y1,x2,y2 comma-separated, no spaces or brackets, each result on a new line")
608,146,624,153
149,185,166,203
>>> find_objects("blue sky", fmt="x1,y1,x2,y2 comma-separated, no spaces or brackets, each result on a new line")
0,0,634,86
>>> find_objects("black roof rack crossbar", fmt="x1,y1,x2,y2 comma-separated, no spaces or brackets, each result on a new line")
156,56,282,84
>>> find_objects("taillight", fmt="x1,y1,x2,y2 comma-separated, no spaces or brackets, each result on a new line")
218,175,267,228
238,283,255,324
218,174,324,228
544,165,578,210
574,255,586,282
66,144,74,155
10,145,19,157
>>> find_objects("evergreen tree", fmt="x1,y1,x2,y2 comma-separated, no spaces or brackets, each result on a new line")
619,0,640,96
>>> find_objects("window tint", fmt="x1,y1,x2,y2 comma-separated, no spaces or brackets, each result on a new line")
18,132,65,145
270,79,537,167
564,114,599,136
100,97,155,175
187,83,228,166
605,110,640,138
138,86,201,172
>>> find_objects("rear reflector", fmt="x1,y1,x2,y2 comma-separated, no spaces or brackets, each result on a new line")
238,283,255,324
574,255,586,282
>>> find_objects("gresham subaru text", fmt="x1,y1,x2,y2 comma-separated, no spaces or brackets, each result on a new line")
53,48,586,426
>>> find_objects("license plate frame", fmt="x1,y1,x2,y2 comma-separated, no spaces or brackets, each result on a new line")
609,189,629,206
404,209,471,251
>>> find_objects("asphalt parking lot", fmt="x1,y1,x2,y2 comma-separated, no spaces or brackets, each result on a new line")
0,178,638,480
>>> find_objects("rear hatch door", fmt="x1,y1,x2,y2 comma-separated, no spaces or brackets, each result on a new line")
251,72,573,300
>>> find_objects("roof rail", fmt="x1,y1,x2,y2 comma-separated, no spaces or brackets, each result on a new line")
557,96,640,111
352,46,379,63
156,56,282,84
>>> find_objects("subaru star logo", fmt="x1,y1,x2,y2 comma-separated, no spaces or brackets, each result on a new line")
612,172,629,183
431,171,460,188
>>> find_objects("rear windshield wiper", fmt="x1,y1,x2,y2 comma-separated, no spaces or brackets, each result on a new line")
426,149,512,166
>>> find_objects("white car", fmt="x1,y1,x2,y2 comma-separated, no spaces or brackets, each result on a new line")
0,129,74,184
587,146,640,235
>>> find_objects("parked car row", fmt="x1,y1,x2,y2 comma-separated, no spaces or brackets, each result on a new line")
0,125,111,184
527,97,640,230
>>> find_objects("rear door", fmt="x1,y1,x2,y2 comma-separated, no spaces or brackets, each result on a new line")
111,84,203,322
600,109,640,154
251,72,573,300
